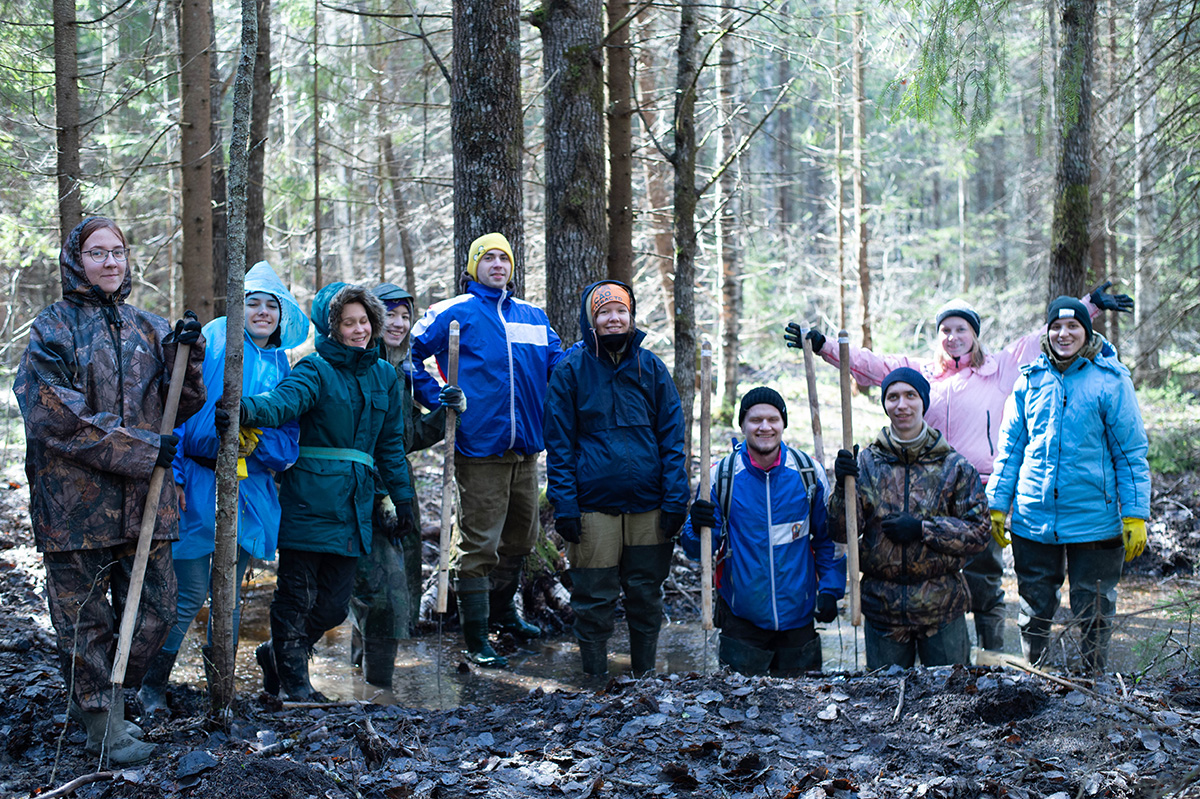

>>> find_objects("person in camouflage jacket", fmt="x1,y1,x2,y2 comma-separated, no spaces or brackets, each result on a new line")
829,368,989,668
15,217,206,763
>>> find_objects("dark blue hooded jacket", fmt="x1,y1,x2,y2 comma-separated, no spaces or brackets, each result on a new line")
543,281,689,518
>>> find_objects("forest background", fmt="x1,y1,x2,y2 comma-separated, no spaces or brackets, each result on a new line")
0,0,1198,466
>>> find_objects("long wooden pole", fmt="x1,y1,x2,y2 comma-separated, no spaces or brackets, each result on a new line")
699,341,714,631
801,329,826,466
837,330,862,627
436,321,460,613
111,342,192,685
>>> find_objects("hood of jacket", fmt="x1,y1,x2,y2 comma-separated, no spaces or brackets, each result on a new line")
60,218,133,306
578,280,642,358
313,282,386,372
245,261,311,350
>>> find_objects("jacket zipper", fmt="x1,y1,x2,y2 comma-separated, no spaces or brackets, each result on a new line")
765,468,779,630
496,290,517,450
901,460,910,626
1054,370,1065,542
986,410,994,456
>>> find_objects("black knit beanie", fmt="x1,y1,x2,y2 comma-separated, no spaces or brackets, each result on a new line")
739,386,788,427
1046,296,1093,339
881,367,931,415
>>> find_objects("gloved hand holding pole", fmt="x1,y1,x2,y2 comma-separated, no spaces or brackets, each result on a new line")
437,321,460,614
838,330,862,627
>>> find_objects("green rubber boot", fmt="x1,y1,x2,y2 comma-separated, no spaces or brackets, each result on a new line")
489,557,541,639
458,577,508,668
82,693,156,765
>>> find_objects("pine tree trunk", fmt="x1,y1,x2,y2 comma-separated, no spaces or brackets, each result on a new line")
833,0,846,330
535,0,607,345
636,49,675,317
180,0,215,321
717,1,741,418
210,1,229,320
672,1,699,467
246,0,272,267
453,0,525,295
606,0,635,285
852,3,871,351
53,0,82,243
1132,0,1160,383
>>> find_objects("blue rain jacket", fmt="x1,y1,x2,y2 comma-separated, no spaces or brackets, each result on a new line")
987,337,1151,544
172,262,308,560
681,442,847,632
410,280,564,458
543,280,689,518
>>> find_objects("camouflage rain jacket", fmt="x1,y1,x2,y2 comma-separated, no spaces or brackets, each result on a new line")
829,425,989,642
15,223,206,553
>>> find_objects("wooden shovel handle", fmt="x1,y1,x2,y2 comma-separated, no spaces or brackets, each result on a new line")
838,331,862,627
436,321,460,614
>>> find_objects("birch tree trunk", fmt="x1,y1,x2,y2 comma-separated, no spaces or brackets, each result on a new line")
53,0,82,243
180,0,215,321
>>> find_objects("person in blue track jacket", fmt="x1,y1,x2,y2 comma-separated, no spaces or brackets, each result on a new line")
139,261,308,714
410,233,564,668
681,387,846,676
987,297,1151,673
544,281,689,676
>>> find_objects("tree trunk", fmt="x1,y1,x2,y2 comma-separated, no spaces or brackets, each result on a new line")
452,0,525,295
246,0,272,267
672,1,699,468
312,0,323,291
210,1,229,320
716,0,741,418
993,134,1008,289
958,171,968,292
833,0,846,330
606,0,635,285
1048,0,1096,299
1132,0,1160,383
211,0,258,719
775,1,793,229
534,0,607,345
180,0,216,322
53,0,82,242
852,3,870,351
637,49,675,317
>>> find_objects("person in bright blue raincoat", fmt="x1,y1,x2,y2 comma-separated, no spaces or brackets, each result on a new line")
139,261,308,714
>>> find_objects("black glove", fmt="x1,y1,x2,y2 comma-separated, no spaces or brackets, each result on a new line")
214,406,231,433
438,384,467,414
156,433,179,469
690,499,718,530
659,511,686,543
169,310,202,346
556,516,582,545
881,513,923,544
834,447,859,491
784,323,826,355
1089,280,1134,314
814,591,838,624
391,504,416,547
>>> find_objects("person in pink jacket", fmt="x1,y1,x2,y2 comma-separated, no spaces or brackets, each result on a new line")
784,282,1133,652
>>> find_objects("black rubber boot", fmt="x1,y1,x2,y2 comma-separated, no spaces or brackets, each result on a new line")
137,647,178,717
276,641,330,702
718,634,774,677
458,577,507,668
578,639,608,676
489,557,541,639
628,630,660,676
973,605,1006,652
362,638,399,687
621,542,673,675
256,640,280,695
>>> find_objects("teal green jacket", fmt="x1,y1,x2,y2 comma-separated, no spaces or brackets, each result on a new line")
242,283,412,557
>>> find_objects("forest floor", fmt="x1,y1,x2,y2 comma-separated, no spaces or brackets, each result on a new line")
2,464,1200,799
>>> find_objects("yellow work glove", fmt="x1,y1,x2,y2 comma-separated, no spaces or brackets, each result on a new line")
1122,517,1147,562
237,426,262,458
236,456,248,481
990,509,1010,548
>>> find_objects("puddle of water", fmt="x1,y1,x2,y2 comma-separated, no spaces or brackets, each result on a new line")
170,571,1196,709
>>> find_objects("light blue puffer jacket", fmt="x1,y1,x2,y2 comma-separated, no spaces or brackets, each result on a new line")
987,337,1150,544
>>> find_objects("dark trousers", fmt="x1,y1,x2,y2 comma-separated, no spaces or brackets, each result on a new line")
716,596,822,676
270,548,358,650
44,541,177,712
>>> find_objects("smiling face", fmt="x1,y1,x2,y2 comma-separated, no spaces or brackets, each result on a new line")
1048,317,1087,360
741,404,784,462
477,249,511,289
244,292,281,348
81,226,128,296
337,301,372,348
938,316,976,361
884,382,925,439
593,301,631,336
382,302,412,349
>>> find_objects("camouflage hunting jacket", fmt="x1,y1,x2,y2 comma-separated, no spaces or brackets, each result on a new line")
829,425,989,642
14,225,205,553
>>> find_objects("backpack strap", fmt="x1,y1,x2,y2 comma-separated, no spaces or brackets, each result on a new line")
785,445,819,510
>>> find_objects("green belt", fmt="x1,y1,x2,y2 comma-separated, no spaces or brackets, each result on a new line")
298,446,376,469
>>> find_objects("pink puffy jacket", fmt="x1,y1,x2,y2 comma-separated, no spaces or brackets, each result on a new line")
817,296,1100,482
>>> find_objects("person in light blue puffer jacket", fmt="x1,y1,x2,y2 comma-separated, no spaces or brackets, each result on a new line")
987,296,1150,673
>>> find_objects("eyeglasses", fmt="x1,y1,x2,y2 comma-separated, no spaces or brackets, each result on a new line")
83,248,128,264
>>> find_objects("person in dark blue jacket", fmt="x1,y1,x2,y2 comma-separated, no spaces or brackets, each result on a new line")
410,233,564,667
544,281,689,676
682,387,846,676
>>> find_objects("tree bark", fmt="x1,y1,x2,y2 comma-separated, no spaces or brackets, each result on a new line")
606,0,635,285
775,2,793,229
453,0,525,295
534,0,607,345
53,0,82,243
180,0,216,321
246,0,272,267
833,0,846,330
852,3,870,351
1048,0,1096,299
716,0,741,418
1132,0,1160,383
211,1,229,319
637,47,675,317
672,1,699,467
312,0,323,291
211,0,258,718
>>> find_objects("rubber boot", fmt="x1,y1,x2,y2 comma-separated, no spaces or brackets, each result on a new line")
578,639,608,676
489,557,541,639
362,638,399,687
628,630,660,676
718,634,774,677
82,693,156,765
769,638,822,678
256,640,280,695
70,699,143,738
275,641,330,702
457,577,507,668
973,605,1006,652
350,626,364,669
137,647,178,717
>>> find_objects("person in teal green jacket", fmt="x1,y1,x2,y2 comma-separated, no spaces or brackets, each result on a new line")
236,282,414,701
